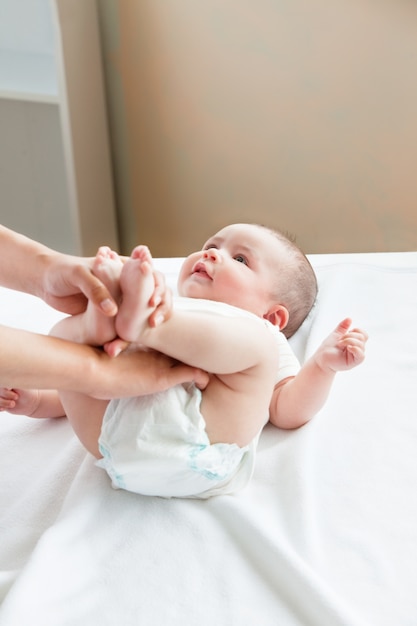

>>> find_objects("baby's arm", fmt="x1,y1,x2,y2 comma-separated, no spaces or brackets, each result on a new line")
0,387,65,418
270,318,368,429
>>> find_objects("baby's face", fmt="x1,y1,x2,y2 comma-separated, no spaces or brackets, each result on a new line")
177,223,285,317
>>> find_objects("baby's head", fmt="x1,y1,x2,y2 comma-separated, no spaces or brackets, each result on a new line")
178,223,317,338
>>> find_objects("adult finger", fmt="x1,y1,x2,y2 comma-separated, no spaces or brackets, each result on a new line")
73,265,118,316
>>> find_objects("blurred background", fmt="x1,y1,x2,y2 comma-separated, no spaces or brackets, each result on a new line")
1,0,417,255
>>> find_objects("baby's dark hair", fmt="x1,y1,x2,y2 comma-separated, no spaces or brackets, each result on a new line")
256,224,318,338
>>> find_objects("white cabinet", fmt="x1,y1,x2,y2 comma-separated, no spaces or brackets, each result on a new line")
0,0,119,254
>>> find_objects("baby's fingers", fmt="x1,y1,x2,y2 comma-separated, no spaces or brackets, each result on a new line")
349,327,369,342
346,343,367,366
0,388,18,410
339,328,368,350
149,273,173,327
338,332,368,367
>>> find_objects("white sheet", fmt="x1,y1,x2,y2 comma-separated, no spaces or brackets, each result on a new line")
0,252,416,626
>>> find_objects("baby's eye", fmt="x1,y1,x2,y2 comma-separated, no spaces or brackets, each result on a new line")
234,254,248,265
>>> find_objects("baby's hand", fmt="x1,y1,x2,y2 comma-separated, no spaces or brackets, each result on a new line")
315,318,368,373
148,269,174,327
0,387,40,415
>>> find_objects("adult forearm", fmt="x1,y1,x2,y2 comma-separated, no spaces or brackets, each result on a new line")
0,225,53,296
0,325,138,398
0,325,206,399
0,325,102,392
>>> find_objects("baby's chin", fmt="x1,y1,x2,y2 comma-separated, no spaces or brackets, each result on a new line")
177,279,211,300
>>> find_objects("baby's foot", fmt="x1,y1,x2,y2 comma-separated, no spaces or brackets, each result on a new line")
83,247,123,345
116,245,156,343
93,246,123,300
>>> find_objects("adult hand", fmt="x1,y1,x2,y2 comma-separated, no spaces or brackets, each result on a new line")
40,253,118,316
92,348,209,399
0,226,117,315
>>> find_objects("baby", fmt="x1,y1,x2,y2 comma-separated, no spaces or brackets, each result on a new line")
0,223,367,498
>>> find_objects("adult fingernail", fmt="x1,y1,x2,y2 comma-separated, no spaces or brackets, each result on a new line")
101,299,116,314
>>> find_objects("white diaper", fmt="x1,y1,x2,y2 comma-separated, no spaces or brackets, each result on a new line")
97,383,258,499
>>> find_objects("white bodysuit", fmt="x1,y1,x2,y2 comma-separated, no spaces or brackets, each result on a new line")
97,298,300,499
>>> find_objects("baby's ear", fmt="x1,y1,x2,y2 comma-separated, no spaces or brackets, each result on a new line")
263,305,289,330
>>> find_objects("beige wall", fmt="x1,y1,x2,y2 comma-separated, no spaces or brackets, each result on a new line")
98,0,417,256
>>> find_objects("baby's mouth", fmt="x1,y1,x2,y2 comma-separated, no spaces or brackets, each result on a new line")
192,262,212,280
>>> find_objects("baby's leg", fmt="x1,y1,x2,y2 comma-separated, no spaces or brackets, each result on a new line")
52,247,123,346
115,245,156,343
52,248,125,457
58,390,108,458
50,248,123,457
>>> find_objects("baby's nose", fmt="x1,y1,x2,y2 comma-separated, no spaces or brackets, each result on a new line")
203,248,220,262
